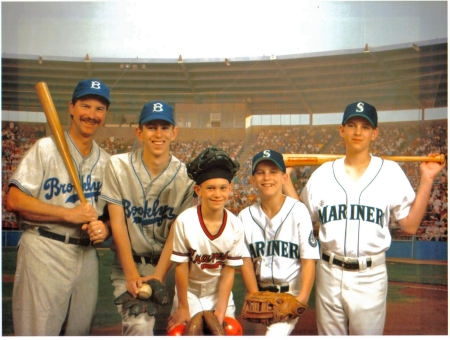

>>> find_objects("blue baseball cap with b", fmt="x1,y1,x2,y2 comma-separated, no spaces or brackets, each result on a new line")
252,149,286,175
72,79,110,104
139,101,175,125
342,101,377,127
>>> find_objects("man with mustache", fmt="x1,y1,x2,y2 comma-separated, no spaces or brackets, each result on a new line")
6,79,111,335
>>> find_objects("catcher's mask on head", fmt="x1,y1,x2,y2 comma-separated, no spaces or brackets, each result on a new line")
187,147,240,185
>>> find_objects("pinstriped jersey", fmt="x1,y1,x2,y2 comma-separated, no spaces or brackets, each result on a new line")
301,156,415,257
171,205,244,286
238,196,319,286
100,148,195,255
9,131,109,237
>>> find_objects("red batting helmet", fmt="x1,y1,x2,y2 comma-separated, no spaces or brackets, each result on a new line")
223,316,243,336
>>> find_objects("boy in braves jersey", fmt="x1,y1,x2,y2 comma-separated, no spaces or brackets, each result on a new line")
238,149,319,336
100,101,195,335
6,79,111,335
296,101,445,335
166,147,244,333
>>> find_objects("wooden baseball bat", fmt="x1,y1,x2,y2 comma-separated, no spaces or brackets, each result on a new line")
35,82,87,204
35,82,102,244
282,153,446,167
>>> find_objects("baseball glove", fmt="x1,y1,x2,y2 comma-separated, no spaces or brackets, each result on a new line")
147,279,170,305
183,310,226,336
114,291,157,317
241,291,307,325
187,147,240,183
114,280,169,317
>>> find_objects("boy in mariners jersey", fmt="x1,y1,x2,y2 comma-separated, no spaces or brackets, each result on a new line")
238,149,319,336
100,101,195,335
6,79,111,335
295,101,445,335
166,147,244,333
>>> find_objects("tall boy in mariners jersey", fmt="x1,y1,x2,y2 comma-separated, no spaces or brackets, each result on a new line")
297,101,445,335
167,147,244,333
100,101,195,335
238,149,319,335
6,79,111,335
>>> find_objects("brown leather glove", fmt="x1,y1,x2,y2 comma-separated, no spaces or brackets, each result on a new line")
241,291,307,325
183,310,226,335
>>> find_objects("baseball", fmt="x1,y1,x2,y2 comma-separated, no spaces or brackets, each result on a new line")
138,283,152,299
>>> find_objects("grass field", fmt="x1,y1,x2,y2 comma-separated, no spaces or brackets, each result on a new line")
2,247,448,335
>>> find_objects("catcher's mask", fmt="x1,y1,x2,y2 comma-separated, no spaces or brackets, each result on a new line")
187,147,240,185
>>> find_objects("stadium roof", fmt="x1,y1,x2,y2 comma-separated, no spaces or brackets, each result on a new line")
2,39,447,124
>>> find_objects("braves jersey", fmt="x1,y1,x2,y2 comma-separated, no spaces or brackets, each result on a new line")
238,196,319,285
171,206,244,286
9,131,109,236
301,156,415,257
100,148,194,255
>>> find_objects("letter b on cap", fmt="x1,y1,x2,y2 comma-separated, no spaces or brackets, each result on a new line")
91,80,101,89
153,102,164,112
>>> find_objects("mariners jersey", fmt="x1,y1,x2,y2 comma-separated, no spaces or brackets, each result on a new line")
238,196,319,285
100,148,194,255
171,205,244,286
301,156,415,257
9,131,110,237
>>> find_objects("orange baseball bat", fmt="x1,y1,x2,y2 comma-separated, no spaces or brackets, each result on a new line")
35,82,86,204
35,82,101,244
282,153,446,167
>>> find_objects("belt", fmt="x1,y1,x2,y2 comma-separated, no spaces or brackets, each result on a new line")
322,251,385,271
133,255,160,266
258,284,289,293
37,228,92,247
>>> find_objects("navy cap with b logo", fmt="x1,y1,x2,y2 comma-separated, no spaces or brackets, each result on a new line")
342,101,377,127
139,101,175,125
72,79,110,104
252,149,286,175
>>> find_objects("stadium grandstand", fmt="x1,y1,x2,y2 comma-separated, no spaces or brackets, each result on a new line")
2,1,447,262
2,38,447,258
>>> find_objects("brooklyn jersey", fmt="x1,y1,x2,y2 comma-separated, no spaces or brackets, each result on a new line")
100,148,194,255
301,156,415,257
9,132,109,236
238,196,319,285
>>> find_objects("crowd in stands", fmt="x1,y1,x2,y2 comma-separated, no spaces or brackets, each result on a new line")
2,122,47,229
2,120,447,241
99,136,133,155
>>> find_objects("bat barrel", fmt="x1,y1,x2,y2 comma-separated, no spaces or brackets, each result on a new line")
282,153,446,167
35,82,87,204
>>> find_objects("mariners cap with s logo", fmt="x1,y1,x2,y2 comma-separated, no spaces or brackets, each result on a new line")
139,101,175,125
72,79,110,104
342,101,377,128
252,149,286,175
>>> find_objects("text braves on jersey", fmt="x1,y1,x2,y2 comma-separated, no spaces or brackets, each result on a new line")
188,248,230,269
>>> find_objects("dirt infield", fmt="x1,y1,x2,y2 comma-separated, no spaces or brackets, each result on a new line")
88,281,448,336
384,282,447,335
3,248,447,336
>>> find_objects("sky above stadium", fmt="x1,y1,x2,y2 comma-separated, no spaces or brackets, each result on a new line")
1,0,448,61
